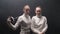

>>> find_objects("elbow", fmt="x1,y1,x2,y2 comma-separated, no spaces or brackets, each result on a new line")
46,25,48,29
11,26,17,31
42,25,48,33
45,25,48,32
10,27,16,31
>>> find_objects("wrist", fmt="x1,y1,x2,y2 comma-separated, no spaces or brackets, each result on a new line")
39,32,43,34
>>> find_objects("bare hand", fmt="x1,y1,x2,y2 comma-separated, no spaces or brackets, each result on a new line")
38,32,44,34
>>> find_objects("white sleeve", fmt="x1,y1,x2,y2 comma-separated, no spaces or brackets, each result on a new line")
31,17,40,34
7,16,22,30
41,17,48,33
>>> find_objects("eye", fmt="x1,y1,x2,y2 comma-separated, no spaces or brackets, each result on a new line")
37,10,40,12
37,11,40,12
26,9,30,11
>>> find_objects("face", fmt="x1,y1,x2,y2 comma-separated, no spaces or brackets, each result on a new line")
35,7,41,15
23,5,30,15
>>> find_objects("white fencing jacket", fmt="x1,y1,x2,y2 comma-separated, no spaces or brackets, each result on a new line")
7,13,31,34
31,15,48,34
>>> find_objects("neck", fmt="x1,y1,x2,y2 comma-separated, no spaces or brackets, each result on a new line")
23,13,29,18
36,14,41,18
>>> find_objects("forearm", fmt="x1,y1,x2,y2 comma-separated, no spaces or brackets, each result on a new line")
41,17,48,33
7,21,17,30
41,25,48,33
31,27,40,34
7,16,22,30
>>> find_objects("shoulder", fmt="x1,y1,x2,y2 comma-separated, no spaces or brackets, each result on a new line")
32,16,37,21
42,16,47,20
32,16,36,19
18,15,23,20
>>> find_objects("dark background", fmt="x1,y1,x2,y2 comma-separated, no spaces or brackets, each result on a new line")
0,0,60,34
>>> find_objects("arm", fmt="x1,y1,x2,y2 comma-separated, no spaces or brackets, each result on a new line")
41,17,48,33
31,17,41,34
7,16,22,30
31,26,41,34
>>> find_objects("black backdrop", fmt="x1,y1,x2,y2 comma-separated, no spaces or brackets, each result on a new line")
0,0,60,34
